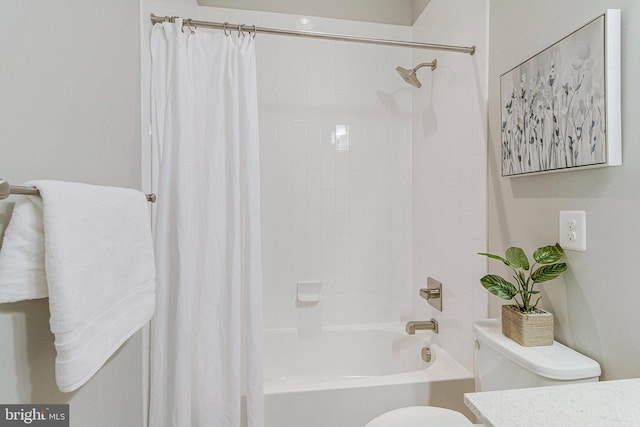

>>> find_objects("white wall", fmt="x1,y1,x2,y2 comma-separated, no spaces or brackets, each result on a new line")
0,1,145,426
411,0,488,372
488,0,640,380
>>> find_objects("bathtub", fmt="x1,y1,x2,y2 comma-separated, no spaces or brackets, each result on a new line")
264,323,475,427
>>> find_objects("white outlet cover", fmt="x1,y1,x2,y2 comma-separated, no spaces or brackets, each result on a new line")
559,211,586,251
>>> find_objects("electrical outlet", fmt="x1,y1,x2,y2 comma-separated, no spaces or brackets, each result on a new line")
559,211,586,251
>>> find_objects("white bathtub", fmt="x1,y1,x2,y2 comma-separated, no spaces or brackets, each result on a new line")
264,324,475,427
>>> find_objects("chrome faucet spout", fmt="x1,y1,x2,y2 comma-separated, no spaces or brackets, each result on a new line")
406,319,439,335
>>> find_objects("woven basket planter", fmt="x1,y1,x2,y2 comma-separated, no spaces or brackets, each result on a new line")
501,304,553,346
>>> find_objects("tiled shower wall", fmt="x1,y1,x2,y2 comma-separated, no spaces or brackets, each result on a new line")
410,0,488,372
143,5,414,329
255,17,414,328
143,3,414,329
143,2,487,355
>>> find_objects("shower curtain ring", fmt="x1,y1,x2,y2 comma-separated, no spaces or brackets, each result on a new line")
238,23,245,38
185,18,196,34
223,22,230,36
251,25,257,39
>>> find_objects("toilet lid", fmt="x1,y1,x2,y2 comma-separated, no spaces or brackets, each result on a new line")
366,406,474,427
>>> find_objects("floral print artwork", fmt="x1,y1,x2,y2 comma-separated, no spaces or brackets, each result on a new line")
501,16,607,176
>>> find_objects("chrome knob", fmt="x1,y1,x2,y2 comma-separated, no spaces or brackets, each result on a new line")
421,347,432,363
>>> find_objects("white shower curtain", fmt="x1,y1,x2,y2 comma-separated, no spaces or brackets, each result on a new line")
149,20,263,427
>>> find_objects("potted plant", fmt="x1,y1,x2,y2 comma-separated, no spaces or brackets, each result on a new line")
478,243,567,346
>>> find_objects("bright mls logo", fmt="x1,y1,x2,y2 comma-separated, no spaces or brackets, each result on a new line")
0,405,68,426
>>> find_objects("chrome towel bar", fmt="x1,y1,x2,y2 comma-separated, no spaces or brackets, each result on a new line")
0,179,156,203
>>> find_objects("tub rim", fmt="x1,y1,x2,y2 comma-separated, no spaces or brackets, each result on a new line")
263,322,473,395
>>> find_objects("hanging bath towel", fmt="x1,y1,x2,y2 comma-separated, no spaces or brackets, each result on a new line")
0,180,156,392
0,196,47,302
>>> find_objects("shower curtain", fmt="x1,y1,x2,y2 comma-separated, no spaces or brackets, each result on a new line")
149,20,263,427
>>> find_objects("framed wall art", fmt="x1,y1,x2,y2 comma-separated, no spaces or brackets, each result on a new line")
500,9,621,177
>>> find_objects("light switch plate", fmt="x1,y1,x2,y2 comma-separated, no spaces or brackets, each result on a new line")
559,211,586,251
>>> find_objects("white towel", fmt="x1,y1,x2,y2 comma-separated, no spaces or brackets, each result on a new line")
0,180,156,392
0,196,47,302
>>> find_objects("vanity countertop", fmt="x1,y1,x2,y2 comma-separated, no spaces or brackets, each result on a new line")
464,378,640,427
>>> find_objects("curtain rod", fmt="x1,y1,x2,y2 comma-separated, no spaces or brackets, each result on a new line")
150,14,475,55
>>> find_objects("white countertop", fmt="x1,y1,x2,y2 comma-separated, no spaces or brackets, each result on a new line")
464,379,640,427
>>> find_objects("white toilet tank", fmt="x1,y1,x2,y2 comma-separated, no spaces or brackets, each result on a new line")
473,319,601,392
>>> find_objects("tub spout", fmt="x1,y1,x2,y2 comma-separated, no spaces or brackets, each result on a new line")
405,319,438,335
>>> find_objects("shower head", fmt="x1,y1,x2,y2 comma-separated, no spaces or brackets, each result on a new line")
396,59,437,88
396,66,422,88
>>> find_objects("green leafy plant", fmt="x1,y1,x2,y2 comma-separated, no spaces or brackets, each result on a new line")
478,244,567,313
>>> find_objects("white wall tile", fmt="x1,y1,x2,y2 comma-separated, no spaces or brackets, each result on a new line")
244,11,414,327
411,0,488,372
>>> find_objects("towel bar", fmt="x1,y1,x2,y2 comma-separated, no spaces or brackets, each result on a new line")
0,178,156,203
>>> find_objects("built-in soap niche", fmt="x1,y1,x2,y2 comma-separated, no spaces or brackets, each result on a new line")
297,281,322,303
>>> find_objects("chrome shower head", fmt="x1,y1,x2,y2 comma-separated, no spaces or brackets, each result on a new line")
396,59,437,88
396,66,422,88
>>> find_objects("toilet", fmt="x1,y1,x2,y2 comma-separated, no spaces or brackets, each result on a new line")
366,318,601,427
